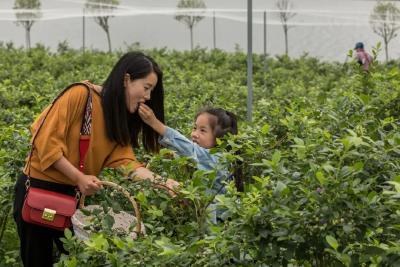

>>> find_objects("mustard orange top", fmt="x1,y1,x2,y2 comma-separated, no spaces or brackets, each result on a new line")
23,84,143,185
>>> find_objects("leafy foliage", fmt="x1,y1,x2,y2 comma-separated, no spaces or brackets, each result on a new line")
0,45,399,266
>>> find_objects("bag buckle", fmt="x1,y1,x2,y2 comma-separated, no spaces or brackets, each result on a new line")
25,179,30,190
42,208,56,221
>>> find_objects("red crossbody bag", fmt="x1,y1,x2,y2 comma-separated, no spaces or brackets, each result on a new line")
22,82,93,231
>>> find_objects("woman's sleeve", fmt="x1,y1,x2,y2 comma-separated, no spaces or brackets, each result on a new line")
159,127,214,164
104,144,143,172
32,85,88,171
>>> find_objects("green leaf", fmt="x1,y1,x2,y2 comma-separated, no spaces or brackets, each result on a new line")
64,228,72,239
326,235,339,250
322,163,335,173
367,191,378,204
261,123,270,135
386,181,400,192
149,207,163,217
353,162,364,171
273,181,287,196
66,257,77,267
155,236,181,256
293,137,304,146
252,176,270,188
359,94,371,105
112,238,125,250
103,214,115,229
316,171,326,185
343,224,353,234
271,150,281,165
85,234,109,251
348,136,363,147
136,191,147,203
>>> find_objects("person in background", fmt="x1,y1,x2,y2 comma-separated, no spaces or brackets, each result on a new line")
354,42,373,71
13,51,178,267
138,104,243,222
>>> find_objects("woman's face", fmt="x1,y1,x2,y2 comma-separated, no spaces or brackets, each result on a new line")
124,72,158,113
191,113,216,149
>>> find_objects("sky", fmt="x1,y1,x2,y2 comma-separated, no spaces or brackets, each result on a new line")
1,0,399,62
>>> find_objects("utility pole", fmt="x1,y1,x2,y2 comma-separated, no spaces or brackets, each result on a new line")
213,11,216,49
263,8,268,90
247,0,253,122
82,8,86,53
263,10,267,56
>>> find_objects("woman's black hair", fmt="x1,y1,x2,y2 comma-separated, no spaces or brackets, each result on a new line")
196,107,244,192
101,51,164,152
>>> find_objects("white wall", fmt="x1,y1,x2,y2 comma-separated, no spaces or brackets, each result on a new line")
0,0,399,62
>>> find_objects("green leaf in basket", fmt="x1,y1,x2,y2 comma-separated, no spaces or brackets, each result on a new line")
103,214,115,229
111,201,122,213
136,191,147,204
80,208,92,216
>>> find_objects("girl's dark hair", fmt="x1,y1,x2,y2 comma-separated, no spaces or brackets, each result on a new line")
196,107,238,138
101,51,164,152
196,107,244,192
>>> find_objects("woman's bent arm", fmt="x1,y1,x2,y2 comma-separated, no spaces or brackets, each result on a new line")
52,156,102,195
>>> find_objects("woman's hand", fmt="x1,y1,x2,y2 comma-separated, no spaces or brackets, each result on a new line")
76,174,102,196
138,103,166,135
53,156,102,196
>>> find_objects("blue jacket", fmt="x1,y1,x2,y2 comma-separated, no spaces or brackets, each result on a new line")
159,127,230,194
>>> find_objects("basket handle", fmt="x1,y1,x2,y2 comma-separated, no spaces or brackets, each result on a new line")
79,181,142,235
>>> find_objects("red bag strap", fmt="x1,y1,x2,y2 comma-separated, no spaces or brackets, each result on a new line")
78,82,93,172
27,82,93,180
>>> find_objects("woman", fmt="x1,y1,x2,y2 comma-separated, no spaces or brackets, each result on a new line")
13,51,177,267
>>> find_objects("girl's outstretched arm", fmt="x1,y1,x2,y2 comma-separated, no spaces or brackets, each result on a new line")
138,103,218,171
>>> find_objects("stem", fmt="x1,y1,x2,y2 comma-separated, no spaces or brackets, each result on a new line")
0,209,10,244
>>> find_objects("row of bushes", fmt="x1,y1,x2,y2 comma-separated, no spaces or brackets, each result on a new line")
0,45,399,266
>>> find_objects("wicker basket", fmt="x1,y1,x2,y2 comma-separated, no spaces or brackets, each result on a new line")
71,181,145,241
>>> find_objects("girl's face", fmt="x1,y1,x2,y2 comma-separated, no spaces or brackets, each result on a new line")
124,72,157,113
191,113,216,149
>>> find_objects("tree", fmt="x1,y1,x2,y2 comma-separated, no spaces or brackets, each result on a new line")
276,0,296,56
13,0,41,50
85,0,119,53
175,0,206,50
370,1,400,62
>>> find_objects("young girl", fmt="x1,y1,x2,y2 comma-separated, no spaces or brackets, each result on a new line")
139,104,243,207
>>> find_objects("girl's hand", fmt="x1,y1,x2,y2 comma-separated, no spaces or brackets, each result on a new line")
152,178,180,197
138,103,166,136
165,178,180,197
138,103,157,126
